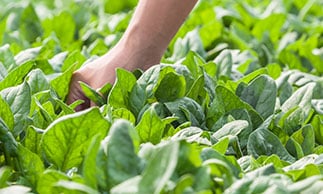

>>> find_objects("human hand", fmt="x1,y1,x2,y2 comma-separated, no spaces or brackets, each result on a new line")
67,53,120,111
67,40,162,111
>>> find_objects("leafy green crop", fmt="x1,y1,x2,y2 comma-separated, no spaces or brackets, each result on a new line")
0,0,322,193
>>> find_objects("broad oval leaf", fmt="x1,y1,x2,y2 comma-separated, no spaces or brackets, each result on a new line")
139,141,180,194
0,95,14,130
207,86,263,129
96,119,141,190
212,120,249,140
41,108,110,171
237,75,277,119
247,127,295,163
281,82,316,115
108,68,137,109
0,81,31,136
155,71,186,102
135,104,166,144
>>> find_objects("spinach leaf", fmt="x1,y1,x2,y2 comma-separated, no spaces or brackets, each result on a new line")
41,108,110,171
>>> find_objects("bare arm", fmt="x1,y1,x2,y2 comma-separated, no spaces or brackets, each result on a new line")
68,0,198,110
120,0,199,68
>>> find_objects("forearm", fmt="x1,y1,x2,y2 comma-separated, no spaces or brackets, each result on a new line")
119,0,198,67
68,0,197,109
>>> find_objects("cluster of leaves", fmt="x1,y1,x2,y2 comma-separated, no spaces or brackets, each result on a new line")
0,0,322,193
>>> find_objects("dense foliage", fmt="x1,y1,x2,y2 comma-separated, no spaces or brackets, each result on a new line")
0,0,323,193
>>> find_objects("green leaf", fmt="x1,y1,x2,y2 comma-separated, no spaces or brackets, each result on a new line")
281,82,316,115
87,39,109,56
110,176,142,194
42,11,76,44
175,141,202,176
186,75,205,101
61,50,86,72
313,145,323,154
283,155,322,181
174,127,212,146
29,91,55,128
213,137,230,155
129,65,169,115
181,52,205,82
236,75,277,119
267,63,282,79
37,170,70,194
19,4,43,43
104,0,137,14
112,108,136,124
286,137,304,159
108,68,137,109
79,81,105,106
202,158,236,188
214,49,232,78
290,125,315,155
0,44,16,70
256,154,289,169
0,95,14,130
287,175,323,193
228,109,253,150
139,141,180,194
277,78,293,104
96,119,141,190
0,167,11,188
224,174,291,194
98,82,113,100
23,126,43,155
41,108,110,171
212,120,249,140
279,106,306,135
17,144,44,189
48,52,68,72
252,13,286,43
0,18,6,46
81,135,101,190
170,29,206,62
2,1,323,192
135,103,166,144
0,118,18,159
172,174,194,194
14,47,41,65
26,69,50,95
50,62,79,100
165,97,205,127
201,147,241,179
0,62,7,81
0,82,31,136
34,60,55,75
0,61,34,91
207,86,263,130
237,68,268,86
247,127,295,163
181,51,204,78
311,115,323,144
312,99,323,114
155,71,186,102
200,20,223,49
37,36,62,64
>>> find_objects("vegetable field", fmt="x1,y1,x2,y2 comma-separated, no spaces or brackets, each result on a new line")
0,0,323,193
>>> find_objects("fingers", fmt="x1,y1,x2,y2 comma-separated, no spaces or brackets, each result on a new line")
67,72,91,111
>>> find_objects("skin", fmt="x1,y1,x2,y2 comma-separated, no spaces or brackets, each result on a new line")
67,0,198,111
